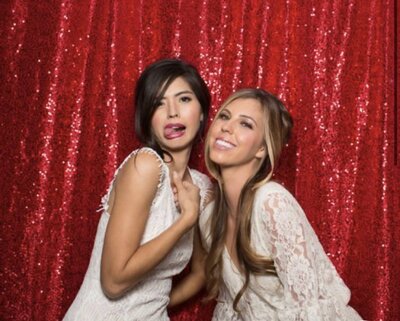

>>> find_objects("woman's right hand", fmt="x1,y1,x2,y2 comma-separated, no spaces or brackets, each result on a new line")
172,171,200,230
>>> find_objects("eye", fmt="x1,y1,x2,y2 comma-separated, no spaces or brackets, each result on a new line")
180,96,192,103
155,100,165,108
240,121,253,129
218,112,229,120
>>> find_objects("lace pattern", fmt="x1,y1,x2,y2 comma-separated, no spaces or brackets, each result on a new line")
199,181,364,321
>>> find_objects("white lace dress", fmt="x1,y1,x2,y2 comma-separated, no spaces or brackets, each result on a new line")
199,181,364,321
63,147,212,321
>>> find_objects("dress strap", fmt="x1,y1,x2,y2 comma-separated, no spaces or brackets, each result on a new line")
188,169,213,212
97,147,166,214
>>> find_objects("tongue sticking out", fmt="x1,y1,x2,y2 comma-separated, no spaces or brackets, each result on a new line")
164,125,186,139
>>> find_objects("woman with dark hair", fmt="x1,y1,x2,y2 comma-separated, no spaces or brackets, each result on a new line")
63,59,212,320
199,89,364,320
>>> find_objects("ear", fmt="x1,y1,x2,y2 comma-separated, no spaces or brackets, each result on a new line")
200,113,204,122
255,145,267,160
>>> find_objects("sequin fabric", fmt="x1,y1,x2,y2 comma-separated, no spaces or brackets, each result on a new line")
0,1,398,321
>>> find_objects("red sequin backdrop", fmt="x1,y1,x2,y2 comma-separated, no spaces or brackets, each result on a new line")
0,1,399,320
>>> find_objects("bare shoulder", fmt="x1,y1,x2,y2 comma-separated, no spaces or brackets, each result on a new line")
115,150,164,191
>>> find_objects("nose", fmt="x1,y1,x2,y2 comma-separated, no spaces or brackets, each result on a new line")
221,120,233,133
167,100,179,119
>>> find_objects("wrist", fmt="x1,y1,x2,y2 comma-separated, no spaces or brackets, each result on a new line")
176,212,197,232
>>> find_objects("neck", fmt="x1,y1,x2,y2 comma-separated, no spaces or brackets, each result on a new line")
165,148,192,178
220,165,255,218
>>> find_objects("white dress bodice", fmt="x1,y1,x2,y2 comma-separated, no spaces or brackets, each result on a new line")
199,181,364,321
63,147,212,321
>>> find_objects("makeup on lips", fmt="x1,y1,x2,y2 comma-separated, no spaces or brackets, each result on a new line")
164,123,186,139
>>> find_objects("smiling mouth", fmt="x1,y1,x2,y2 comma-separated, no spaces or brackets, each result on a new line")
215,138,235,149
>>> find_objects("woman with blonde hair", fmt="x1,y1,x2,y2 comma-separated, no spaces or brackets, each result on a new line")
199,88,364,320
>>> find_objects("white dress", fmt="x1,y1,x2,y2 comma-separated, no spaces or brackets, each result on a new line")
199,181,364,321
64,147,212,321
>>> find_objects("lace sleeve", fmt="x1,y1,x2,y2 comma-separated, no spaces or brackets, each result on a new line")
257,189,363,321
261,192,318,303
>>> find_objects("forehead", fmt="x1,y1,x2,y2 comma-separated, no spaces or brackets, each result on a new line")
223,98,263,117
163,76,192,94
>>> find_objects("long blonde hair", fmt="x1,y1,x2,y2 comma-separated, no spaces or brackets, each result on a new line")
204,89,293,311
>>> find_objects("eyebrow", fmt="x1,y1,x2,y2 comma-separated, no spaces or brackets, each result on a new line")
162,90,194,99
175,90,194,96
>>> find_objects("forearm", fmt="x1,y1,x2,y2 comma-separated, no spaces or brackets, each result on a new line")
169,270,206,307
102,215,192,297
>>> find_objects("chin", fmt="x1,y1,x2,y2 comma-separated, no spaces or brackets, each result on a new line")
166,141,194,153
210,153,229,166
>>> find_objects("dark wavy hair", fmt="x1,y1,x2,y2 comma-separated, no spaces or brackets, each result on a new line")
134,58,210,159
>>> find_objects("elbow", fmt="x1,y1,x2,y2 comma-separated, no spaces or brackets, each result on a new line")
100,258,142,299
100,268,132,299
101,276,126,299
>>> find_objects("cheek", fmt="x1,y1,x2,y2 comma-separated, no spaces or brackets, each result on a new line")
150,117,157,131
237,130,254,142
240,132,262,149
150,113,163,133
183,105,202,121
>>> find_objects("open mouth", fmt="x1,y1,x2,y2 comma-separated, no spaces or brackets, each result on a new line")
215,138,235,149
164,124,186,139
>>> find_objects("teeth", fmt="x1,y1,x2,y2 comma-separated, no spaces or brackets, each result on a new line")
216,139,234,148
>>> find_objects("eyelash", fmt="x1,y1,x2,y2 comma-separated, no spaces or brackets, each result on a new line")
180,96,192,103
218,113,253,129
155,96,192,107
218,113,229,120
241,121,253,129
